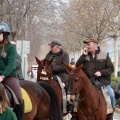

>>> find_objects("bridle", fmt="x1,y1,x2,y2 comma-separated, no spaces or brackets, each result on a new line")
37,66,58,90
72,73,102,117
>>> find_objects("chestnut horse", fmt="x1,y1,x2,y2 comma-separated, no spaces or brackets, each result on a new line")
67,65,107,120
35,57,62,109
3,80,62,120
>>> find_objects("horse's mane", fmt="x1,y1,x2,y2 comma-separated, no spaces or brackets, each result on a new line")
74,65,92,85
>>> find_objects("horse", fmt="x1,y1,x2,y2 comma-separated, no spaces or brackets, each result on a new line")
35,57,62,108
3,80,62,120
67,65,107,120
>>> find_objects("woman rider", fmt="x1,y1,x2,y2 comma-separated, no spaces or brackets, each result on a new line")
0,22,24,120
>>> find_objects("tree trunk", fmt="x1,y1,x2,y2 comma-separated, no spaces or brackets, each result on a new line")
114,35,118,77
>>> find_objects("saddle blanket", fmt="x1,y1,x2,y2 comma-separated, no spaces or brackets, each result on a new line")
101,86,113,114
21,88,32,113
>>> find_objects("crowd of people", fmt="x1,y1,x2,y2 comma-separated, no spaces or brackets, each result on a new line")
0,21,119,120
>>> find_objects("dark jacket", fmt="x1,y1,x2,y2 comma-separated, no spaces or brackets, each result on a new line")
16,53,24,80
45,48,69,83
76,47,114,86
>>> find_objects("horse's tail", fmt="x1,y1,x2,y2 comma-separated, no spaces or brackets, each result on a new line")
37,81,63,120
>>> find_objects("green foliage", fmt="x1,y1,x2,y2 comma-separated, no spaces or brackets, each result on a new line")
112,77,120,81
111,77,120,106
111,77,120,90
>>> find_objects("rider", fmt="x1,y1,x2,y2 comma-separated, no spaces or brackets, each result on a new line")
10,41,24,80
76,38,115,120
45,39,69,113
0,22,24,120
0,83,17,120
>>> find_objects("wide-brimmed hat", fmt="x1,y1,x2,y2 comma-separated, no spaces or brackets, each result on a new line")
83,38,98,44
48,40,61,46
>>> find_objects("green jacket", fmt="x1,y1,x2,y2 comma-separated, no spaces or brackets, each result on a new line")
0,43,17,78
0,107,17,120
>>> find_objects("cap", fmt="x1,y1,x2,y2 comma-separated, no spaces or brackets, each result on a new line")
83,38,98,44
10,41,16,45
48,40,61,46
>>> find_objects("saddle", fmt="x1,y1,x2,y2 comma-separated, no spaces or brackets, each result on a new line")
3,83,32,113
3,84,16,109
90,77,102,92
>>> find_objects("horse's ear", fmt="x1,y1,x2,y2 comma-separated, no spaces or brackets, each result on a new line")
35,57,42,65
67,64,73,73
76,64,83,72
47,59,53,66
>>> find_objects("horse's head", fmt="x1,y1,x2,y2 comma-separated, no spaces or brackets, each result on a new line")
35,57,53,82
67,64,84,94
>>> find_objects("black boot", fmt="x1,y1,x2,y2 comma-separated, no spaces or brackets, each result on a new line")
14,102,24,120
71,116,78,120
106,113,113,120
67,102,74,113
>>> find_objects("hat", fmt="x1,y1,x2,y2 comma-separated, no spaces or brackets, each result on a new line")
48,40,61,46
83,38,98,44
10,41,16,45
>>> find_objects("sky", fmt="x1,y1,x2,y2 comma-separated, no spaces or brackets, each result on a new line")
99,37,120,62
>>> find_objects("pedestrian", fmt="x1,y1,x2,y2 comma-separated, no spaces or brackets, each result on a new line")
0,83,17,120
69,58,75,69
0,22,24,120
76,38,115,120
10,41,24,80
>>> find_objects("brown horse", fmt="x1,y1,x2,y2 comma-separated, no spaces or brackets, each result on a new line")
35,57,62,109
67,65,107,120
3,80,62,120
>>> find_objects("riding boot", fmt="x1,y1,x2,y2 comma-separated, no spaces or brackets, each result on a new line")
70,116,78,120
14,101,24,120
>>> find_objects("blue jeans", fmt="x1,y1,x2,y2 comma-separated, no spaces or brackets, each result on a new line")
106,85,116,108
